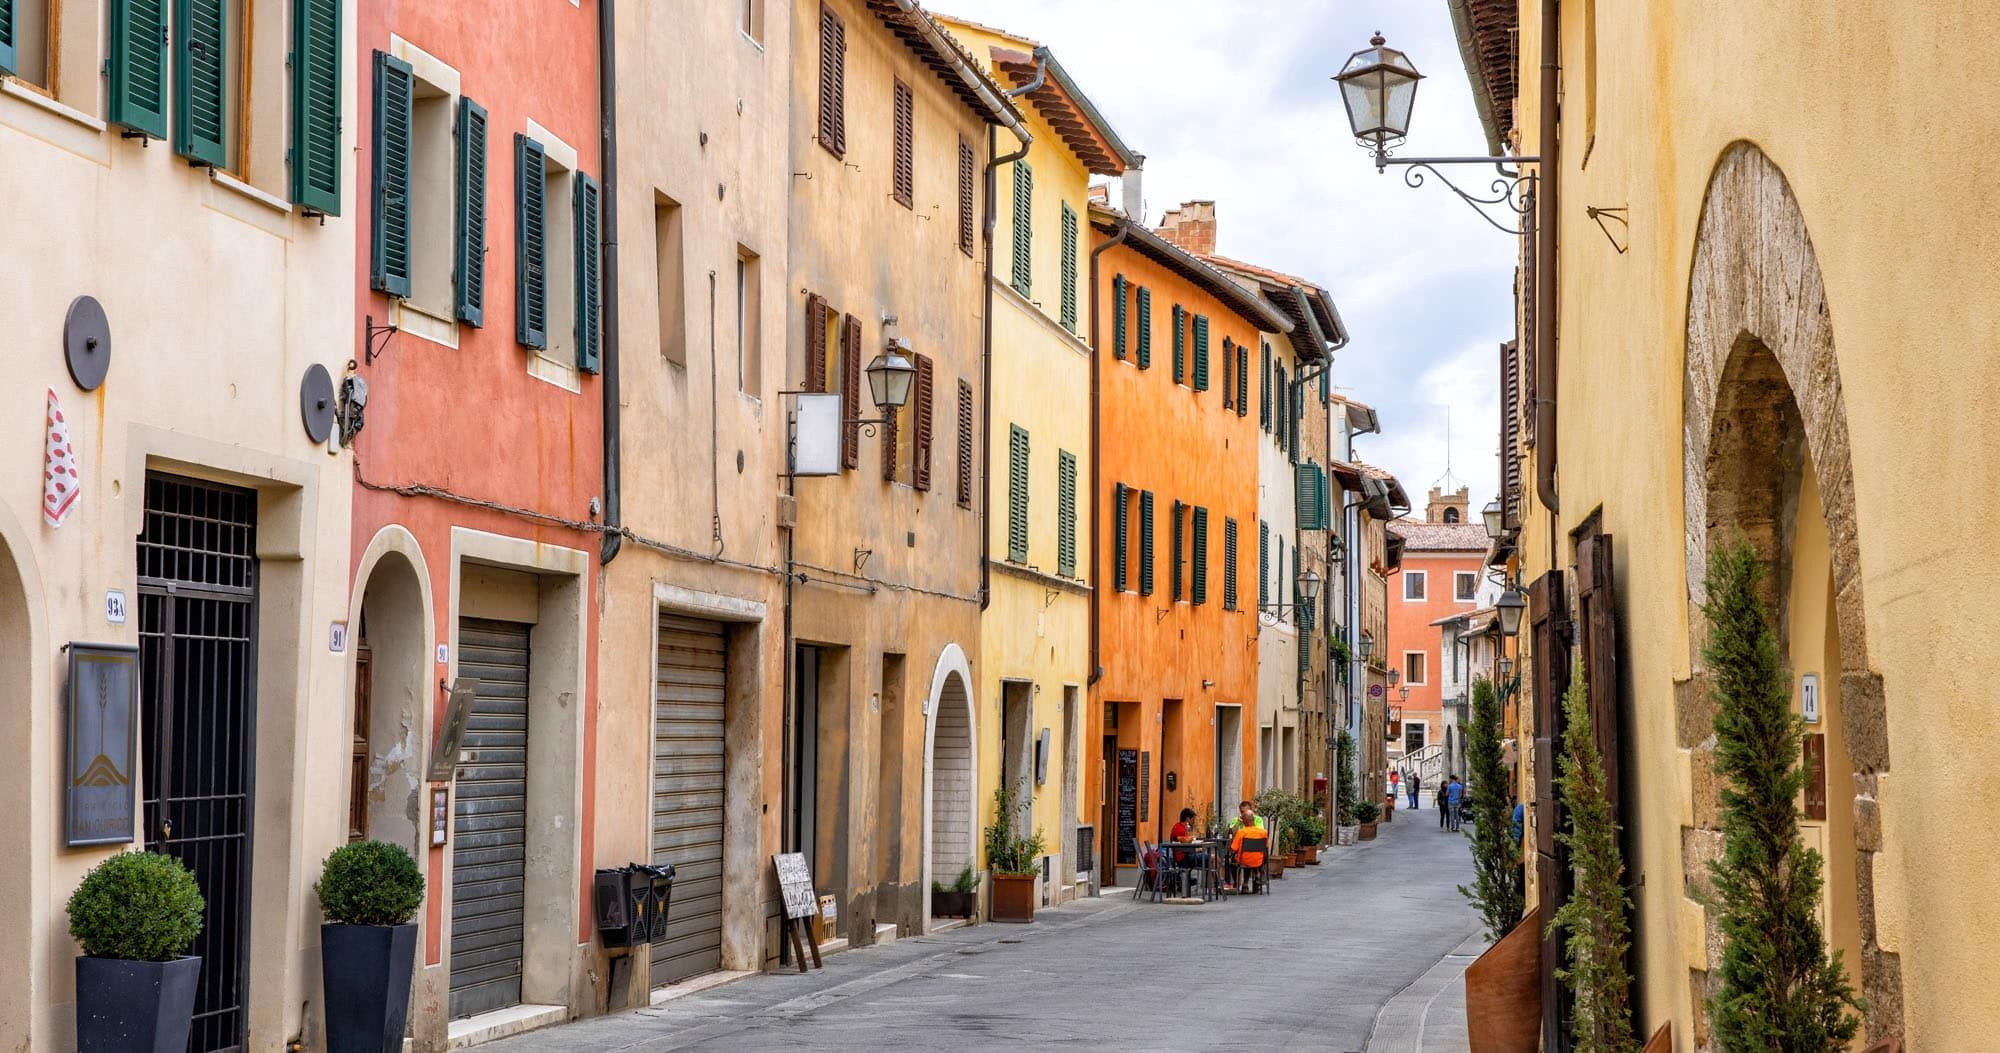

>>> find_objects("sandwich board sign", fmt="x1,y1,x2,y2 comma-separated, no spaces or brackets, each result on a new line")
772,852,824,971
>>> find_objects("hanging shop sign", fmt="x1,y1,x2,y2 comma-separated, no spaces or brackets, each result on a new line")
65,643,139,847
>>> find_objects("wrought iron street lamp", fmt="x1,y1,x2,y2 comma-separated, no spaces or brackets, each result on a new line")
1336,32,1540,233
1496,588,1526,638
1482,499,1504,540
1497,656,1512,680
1260,567,1324,624
1358,631,1374,663
866,339,917,411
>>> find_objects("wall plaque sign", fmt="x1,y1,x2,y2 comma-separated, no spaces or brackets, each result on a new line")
430,786,451,847
65,643,139,847
1800,673,1820,724
426,678,480,782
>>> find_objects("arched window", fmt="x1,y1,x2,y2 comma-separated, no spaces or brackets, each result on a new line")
1442,507,1460,523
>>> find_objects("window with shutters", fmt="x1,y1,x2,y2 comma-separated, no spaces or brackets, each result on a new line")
1172,305,1186,385
804,293,832,394
1138,490,1155,595
291,0,343,213
1403,651,1427,686
956,379,975,508
1191,506,1209,605
841,313,863,469
1259,341,1272,428
1500,339,1523,529
373,49,469,329
2,0,51,90
657,194,687,365
1111,275,1128,359
1007,425,1030,563
516,128,593,376
1170,500,1184,601
1274,363,1288,449
737,248,762,395
1010,161,1033,296
1258,521,1270,608
1060,203,1079,333
1221,338,1234,409
1236,344,1249,417
912,353,935,491
1113,483,1129,591
172,0,235,168
815,3,846,157
1223,517,1238,610
958,137,976,257
1192,315,1210,391
1135,287,1153,369
891,79,914,209
1057,450,1077,577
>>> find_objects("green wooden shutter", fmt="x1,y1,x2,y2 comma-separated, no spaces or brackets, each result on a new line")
1135,287,1152,369
173,0,228,166
1008,425,1030,562
1171,500,1184,600
1172,305,1185,384
110,0,171,139
1258,520,1269,608
1010,161,1032,296
1139,490,1155,596
1060,203,1079,333
0,0,17,75
1220,338,1234,409
1276,364,1288,451
1320,364,1330,404
1192,315,1210,391
1057,450,1077,578
290,0,343,215
574,172,603,373
515,134,549,348
1112,275,1127,360
1260,342,1272,428
370,51,414,298
1223,517,1238,610
1237,346,1249,417
1297,462,1328,530
1275,537,1284,622
454,97,488,326
1191,506,1209,605
1113,483,1129,591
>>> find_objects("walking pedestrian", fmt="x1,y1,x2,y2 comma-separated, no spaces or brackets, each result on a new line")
1445,777,1465,832
1407,773,1421,811
1439,777,1451,829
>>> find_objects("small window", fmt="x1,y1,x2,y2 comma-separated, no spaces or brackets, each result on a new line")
1403,651,1427,686
656,194,686,365
740,0,764,42
736,248,762,395
404,73,457,319
1403,570,1427,601
1404,720,1428,753
1455,571,1477,602
4,0,53,90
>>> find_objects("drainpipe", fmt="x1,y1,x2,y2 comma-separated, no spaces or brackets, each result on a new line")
1086,219,1130,684
977,68,1036,611
1533,0,1558,522
597,0,623,564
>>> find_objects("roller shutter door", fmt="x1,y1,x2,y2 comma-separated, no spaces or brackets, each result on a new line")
652,615,728,984
450,618,531,1018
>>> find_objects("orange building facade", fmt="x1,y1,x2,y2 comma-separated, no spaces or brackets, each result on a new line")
1086,203,1292,882
1385,489,1486,771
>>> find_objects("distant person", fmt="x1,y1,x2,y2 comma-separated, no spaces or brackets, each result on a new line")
1511,800,1525,846
1388,769,1400,803
1445,777,1465,832
1440,777,1452,829
1407,773,1422,810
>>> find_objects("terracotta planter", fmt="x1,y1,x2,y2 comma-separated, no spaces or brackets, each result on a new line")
1464,907,1542,1053
1300,844,1320,865
1289,849,1305,867
989,873,1036,923
1357,821,1378,841
1267,854,1286,879
1383,794,1396,821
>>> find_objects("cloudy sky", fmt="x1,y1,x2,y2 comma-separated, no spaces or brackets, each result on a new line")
942,0,1514,514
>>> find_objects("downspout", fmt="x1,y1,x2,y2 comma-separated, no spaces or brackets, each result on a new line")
1533,0,1559,522
1086,220,1130,683
597,0,623,564
976,61,1037,610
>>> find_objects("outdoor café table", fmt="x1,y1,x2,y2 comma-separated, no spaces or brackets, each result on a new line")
1158,840,1224,901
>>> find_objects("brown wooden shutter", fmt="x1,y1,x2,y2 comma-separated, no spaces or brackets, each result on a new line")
957,138,975,257
1574,524,1634,1022
816,4,846,157
892,80,914,209
881,404,900,481
1500,339,1522,529
841,313,863,470
956,378,975,508
1529,567,1573,1052
913,353,935,491
805,294,829,393
1521,188,1538,445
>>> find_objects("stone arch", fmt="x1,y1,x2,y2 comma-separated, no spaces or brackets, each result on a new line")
1681,141,1898,1038
920,643,976,929
0,504,46,1045
349,526,437,858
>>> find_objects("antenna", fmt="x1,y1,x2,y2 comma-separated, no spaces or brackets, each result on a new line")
1432,406,1466,495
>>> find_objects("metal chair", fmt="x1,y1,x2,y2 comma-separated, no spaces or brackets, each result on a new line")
1233,835,1270,895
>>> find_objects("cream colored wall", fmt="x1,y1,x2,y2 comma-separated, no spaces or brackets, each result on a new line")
1257,337,1301,787
1506,0,2000,1042
0,3,358,1040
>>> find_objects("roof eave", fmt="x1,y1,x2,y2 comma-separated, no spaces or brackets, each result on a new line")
1089,205,1295,333
1037,46,1140,170
1445,0,1509,156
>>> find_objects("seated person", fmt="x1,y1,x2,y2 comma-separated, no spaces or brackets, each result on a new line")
1170,807,1198,843
1230,800,1266,834
1228,823,1267,889
1167,807,1208,879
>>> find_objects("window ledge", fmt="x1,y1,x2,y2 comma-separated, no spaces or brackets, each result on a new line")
208,168,291,214
2,78,105,132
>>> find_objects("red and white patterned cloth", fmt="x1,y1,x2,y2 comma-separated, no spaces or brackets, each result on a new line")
43,388,79,527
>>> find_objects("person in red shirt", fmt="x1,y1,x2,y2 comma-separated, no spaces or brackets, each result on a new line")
1170,807,1198,842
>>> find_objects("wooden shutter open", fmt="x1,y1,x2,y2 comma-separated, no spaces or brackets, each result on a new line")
1192,315,1210,391
957,137,975,257
1170,500,1184,600
1191,507,1209,605
1259,342,1272,427
804,294,829,393
1223,517,1238,610
816,4,846,156
290,0,343,215
370,51,415,298
892,79,914,209
1135,287,1152,369
454,97,488,326
1221,338,1234,409
1007,425,1030,562
1011,161,1033,296
1112,275,1128,360
1237,345,1249,417
1060,204,1079,332
1113,484,1129,590
1138,490,1154,595
1576,528,1622,832
1522,188,1538,446
1057,450,1077,577
1258,521,1269,608
841,314,863,469
1172,305,1186,383
514,134,549,349
174,0,229,166
574,171,603,373
912,353,935,491
111,0,170,139
956,379,974,508
881,401,899,481
1529,567,1573,1049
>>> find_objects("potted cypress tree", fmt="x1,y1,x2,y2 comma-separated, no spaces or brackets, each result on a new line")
983,781,1046,923
317,840,426,1053
1458,674,1539,1052
1334,731,1360,846
67,851,205,1052
1549,658,1637,1051
930,865,979,920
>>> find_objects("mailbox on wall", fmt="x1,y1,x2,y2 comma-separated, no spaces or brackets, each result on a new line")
593,863,676,948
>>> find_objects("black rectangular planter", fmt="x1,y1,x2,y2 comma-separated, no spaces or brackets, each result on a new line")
322,922,418,1053
930,891,976,919
75,955,200,1053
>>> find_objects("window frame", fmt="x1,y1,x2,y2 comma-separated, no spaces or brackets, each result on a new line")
1454,570,1478,602
1403,569,1427,601
1402,651,1428,687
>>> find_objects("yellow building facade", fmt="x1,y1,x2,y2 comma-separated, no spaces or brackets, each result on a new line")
939,17,1138,902
1449,0,1998,1045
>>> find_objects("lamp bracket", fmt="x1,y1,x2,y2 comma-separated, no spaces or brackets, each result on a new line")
1587,205,1631,254
844,418,889,438
364,314,400,364
1375,154,1540,235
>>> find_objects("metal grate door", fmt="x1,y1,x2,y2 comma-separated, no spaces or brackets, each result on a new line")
137,474,258,1053
651,616,727,984
450,618,531,1018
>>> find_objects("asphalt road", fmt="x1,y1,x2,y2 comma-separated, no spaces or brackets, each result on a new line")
488,803,1483,1052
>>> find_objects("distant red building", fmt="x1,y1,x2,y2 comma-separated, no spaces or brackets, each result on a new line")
1386,487,1488,768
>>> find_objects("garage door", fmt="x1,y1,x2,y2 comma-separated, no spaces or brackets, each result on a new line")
651,615,727,984
450,618,531,1018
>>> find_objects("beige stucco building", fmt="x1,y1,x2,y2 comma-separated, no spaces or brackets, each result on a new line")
0,0,357,1045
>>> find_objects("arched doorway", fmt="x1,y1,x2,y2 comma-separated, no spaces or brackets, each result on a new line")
350,529,435,856
1681,142,1898,1038
921,645,975,929
0,525,38,1043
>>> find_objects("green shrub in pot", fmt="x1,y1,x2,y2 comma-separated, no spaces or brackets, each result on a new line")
316,840,425,926
68,851,205,962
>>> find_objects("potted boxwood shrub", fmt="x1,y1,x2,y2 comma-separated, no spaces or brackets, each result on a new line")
983,782,1046,923
930,865,979,920
67,851,205,1052
317,840,425,1053
1353,800,1381,841
1294,815,1326,864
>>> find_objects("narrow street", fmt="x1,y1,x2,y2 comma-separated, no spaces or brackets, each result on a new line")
491,804,1481,1052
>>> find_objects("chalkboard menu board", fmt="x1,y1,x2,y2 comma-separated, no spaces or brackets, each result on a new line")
1116,748,1138,864
773,853,817,920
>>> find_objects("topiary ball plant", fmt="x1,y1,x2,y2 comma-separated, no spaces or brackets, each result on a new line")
317,841,425,927
67,851,205,962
